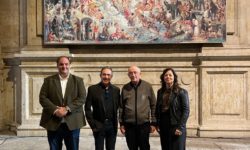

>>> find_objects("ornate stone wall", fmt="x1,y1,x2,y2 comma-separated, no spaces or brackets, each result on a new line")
0,0,250,138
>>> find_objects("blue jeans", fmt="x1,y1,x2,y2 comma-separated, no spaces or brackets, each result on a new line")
93,120,117,150
47,123,80,150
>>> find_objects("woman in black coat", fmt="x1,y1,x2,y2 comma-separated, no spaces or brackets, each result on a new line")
156,68,190,150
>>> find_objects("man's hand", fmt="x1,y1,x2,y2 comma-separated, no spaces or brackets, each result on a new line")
54,107,68,118
150,125,156,133
120,125,126,135
156,126,160,132
175,129,182,136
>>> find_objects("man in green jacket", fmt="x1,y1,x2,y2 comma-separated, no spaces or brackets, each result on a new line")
39,56,86,150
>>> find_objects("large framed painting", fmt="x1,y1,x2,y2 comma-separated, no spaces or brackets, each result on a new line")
44,0,226,44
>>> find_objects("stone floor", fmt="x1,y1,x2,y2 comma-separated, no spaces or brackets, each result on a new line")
0,131,250,150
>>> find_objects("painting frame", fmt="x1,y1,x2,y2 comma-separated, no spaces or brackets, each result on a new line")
43,0,226,45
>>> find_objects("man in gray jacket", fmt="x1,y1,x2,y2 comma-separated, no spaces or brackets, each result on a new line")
119,65,156,150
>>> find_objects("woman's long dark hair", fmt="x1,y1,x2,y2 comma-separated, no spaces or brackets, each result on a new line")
160,68,180,93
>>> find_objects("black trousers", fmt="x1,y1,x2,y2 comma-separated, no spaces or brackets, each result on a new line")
159,112,186,150
124,122,151,150
93,120,117,150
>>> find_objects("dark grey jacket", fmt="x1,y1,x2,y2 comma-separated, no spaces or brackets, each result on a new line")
119,80,156,125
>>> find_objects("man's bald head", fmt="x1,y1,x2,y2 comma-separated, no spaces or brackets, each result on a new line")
128,65,141,85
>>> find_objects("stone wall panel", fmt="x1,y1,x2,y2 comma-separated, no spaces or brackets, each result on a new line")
200,67,250,137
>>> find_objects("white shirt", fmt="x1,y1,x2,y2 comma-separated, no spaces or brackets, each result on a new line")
57,74,70,122
59,74,69,99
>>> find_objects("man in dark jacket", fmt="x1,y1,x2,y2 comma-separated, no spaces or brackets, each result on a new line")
39,56,86,150
85,67,120,150
119,65,156,150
